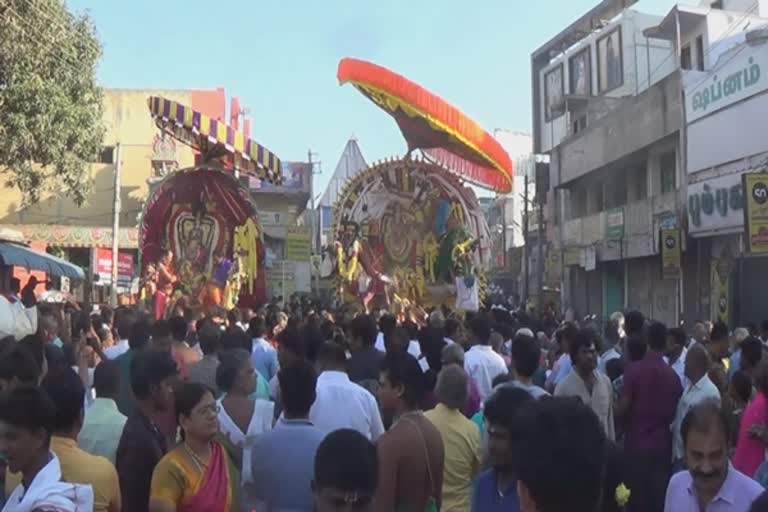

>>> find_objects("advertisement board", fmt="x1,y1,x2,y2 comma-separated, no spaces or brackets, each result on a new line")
743,173,768,253
93,248,134,291
661,229,681,280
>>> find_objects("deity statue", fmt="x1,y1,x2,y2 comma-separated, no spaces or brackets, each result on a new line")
198,252,232,316
334,219,390,313
154,249,178,320
435,208,473,283
223,252,245,311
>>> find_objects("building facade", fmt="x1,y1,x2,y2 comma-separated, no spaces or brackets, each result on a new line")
531,0,768,325
683,32,768,326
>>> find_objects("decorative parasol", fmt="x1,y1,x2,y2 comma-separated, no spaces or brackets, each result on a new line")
337,58,512,193
148,96,282,184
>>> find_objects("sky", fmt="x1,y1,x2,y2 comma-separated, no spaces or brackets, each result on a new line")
67,0,682,198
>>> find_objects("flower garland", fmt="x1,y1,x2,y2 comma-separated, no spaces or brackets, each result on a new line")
615,483,631,508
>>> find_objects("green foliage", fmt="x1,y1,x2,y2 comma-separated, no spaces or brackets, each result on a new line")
0,0,105,206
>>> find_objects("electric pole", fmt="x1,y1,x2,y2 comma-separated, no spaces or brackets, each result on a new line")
522,173,529,308
109,143,122,308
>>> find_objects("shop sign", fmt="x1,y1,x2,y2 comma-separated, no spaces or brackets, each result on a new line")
563,247,581,267
285,226,311,262
686,45,767,123
743,173,768,253
93,248,134,291
661,229,681,280
687,173,744,234
605,207,624,240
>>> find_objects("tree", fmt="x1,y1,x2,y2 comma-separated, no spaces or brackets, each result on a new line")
0,0,105,206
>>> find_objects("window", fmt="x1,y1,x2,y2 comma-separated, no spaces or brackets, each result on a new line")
99,146,115,164
590,185,605,214
696,36,705,71
631,164,648,201
569,47,592,96
681,45,692,70
571,187,587,219
605,172,627,209
597,27,624,93
711,0,723,9
544,64,565,121
572,115,587,135
660,152,676,193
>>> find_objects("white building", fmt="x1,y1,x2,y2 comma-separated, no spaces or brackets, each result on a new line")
531,0,767,324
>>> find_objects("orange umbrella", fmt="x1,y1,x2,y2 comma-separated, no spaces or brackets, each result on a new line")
338,58,512,193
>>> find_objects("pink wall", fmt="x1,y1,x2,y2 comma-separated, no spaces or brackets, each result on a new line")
191,87,226,121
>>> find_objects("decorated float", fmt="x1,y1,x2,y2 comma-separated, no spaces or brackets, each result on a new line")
139,96,280,318
326,58,512,313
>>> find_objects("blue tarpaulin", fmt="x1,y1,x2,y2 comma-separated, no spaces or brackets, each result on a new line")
0,242,84,280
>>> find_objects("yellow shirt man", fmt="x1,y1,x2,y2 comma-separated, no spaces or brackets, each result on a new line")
424,403,482,512
7,436,121,512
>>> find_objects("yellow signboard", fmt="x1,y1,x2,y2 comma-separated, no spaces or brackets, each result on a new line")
660,229,681,280
743,173,768,253
285,226,311,262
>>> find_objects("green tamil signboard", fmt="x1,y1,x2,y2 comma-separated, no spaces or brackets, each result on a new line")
606,207,625,240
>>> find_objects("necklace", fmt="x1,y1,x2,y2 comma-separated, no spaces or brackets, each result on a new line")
183,442,210,474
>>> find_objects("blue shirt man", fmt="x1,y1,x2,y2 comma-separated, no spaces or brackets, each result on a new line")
472,469,519,512
251,336,278,382
249,361,323,511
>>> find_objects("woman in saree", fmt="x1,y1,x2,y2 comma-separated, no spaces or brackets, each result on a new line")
149,382,240,512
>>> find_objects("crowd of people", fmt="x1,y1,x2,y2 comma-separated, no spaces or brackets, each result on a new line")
2,294,768,511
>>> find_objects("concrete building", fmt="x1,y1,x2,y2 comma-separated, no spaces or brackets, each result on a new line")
532,0,768,324
0,88,309,301
681,28,768,326
485,132,534,302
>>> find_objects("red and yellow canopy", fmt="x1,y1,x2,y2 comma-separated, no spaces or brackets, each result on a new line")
148,96,281,183
337,58,512,193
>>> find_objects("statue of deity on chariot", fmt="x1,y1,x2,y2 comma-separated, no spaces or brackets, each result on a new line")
139,96,281,319
324,58,514,315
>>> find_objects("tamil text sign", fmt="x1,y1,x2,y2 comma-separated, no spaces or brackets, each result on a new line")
285,226,311,262
743,173,768,253
605,207,624,240
661,229,681,280
686,45,766,123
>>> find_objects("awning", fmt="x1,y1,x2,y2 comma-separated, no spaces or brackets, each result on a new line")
0,242,85,279
337,58,513,193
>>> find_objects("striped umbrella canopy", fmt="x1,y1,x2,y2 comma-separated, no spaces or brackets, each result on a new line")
148,96,282,184
337,58,512,194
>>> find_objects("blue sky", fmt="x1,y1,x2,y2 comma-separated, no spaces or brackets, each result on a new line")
68,0,679,197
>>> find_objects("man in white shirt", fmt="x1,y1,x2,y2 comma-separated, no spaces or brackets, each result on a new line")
102,309,134,360
555,328,615,441
310,341,384,441
545,324,579,392
464,315,507,402
671,344,721,467
665,327,689,388
374,314,421,359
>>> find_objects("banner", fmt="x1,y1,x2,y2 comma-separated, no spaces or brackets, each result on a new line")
743,173,768,253
93,248,134,291
285,226,311,262
606,207,625,240
248,162,311,194
661,229,681,280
